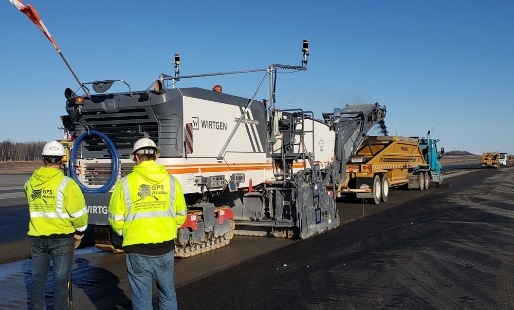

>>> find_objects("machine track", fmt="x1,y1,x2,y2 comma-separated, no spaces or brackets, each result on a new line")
94,218,236,258
174,218,236,258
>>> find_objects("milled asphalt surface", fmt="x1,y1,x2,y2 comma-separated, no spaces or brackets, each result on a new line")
1,162,513,309
177,166,514,310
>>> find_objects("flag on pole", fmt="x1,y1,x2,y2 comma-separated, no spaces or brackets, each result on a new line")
9,0,60,51
9,0,89,96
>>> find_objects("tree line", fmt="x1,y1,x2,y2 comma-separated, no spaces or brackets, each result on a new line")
0,140,46,161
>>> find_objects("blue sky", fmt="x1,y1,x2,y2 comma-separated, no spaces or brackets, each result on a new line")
1,0,513,155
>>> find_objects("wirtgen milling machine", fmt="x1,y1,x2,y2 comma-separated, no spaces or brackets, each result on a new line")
60,41,388,257
8,2,388,257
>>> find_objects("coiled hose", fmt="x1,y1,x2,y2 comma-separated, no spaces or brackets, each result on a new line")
70,130,120,193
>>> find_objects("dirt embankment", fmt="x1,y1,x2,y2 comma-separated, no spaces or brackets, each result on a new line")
440,155,481,164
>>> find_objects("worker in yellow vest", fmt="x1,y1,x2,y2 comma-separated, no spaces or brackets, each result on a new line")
108,137,187,310
24,140,88,310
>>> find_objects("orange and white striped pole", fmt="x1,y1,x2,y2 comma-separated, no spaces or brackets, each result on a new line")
9,0,90,97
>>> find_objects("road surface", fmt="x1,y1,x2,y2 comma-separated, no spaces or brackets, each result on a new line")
1,162,513,309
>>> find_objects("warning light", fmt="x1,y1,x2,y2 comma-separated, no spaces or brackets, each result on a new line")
302,39,309,53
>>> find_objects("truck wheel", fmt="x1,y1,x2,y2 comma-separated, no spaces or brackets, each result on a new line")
372,175,381,204
419,172,425,191
424,172,431,189
381,175,389,202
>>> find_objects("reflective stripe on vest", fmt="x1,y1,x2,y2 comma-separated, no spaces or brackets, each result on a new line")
29,177,71,219
123,175,178,222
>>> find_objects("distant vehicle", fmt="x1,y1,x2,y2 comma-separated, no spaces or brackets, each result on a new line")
499,153,508,166
481,152,499,168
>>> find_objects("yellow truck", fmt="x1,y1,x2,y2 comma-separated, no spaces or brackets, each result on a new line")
481,152,499,168
338,135,444,204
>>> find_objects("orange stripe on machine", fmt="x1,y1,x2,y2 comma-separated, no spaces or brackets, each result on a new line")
164,161,307,175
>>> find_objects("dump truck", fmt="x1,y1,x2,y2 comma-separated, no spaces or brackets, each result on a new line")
481,152,499,168
336,132,444,204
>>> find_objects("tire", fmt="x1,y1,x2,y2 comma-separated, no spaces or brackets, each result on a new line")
381,174,389,202
424,172,431,189
419,172,425,191
372,175,381,204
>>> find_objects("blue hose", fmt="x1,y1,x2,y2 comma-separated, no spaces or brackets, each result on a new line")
70,130,120,193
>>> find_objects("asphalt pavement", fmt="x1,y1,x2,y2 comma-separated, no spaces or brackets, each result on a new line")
1,166,513,309
177,167,514,310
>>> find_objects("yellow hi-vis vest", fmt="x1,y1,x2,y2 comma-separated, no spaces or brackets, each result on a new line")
25,168,88,237
108,172,187,247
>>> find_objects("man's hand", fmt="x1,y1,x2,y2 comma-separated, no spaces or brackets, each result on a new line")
74,233,84,249
110,229,123,249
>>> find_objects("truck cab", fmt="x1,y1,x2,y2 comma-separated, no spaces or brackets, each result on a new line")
499,152,508,166
419,137,444,182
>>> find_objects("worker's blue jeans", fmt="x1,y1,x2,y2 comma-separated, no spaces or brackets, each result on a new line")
126,250,177,310
30,237,74,310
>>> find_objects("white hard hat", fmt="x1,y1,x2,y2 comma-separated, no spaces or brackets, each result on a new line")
130,138,162,160
42,141,65,157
